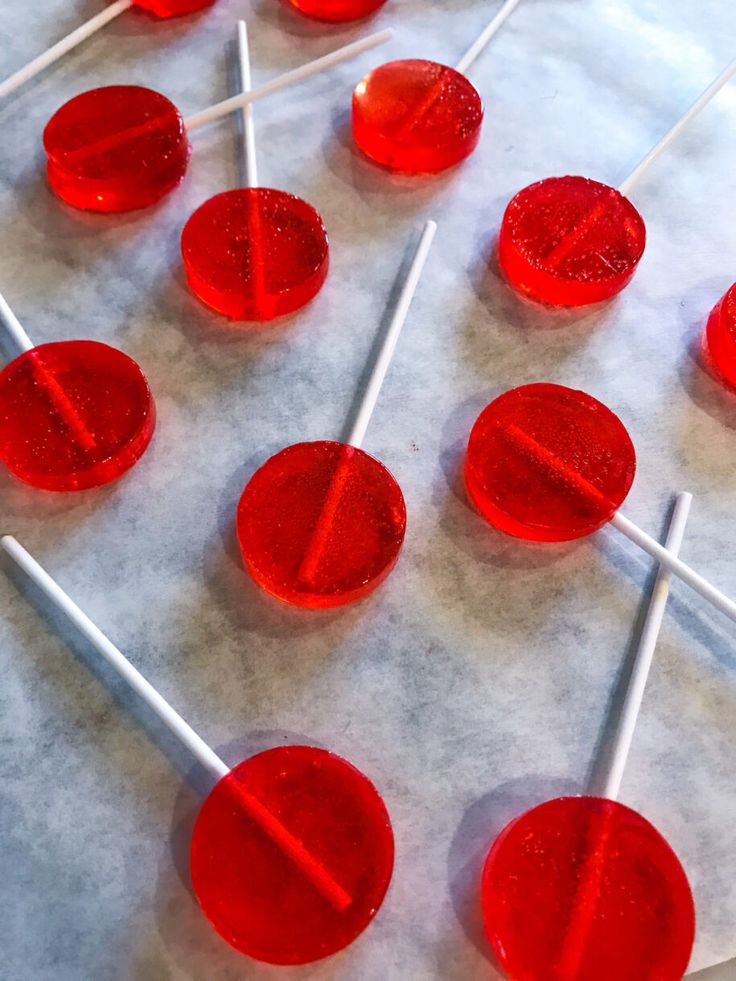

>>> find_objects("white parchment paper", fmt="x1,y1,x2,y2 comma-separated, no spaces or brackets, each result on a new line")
1,1,735,977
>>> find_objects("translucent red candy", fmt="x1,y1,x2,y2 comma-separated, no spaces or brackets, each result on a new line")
181,189,329,321
482,796,695,981
703,283,736,389
498,176,647,307
190,745,394,964
133,0,215,16
288,0,387,20
0,340,155,491
465,383,636,542
237,440,406,608
43,86,190,213
352,59,484,174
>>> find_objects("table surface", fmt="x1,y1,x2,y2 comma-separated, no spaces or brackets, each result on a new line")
1,1,736,978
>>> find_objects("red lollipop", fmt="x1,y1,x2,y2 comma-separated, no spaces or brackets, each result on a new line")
482,796,695,980
0,290,154,491
481,493,695,979
0,0,216,102
464,383,736,623
703,282,736,390
289,0,388,22
237,220,436,607
2,536,394,966
498,176,646,307
352,0,522,174
181,23,329,321
499,55,736,307
40,30,392,213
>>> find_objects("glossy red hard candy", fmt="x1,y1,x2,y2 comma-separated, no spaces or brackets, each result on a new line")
191,745,394,964
0,340,155,491
352,59,483,174
482,796,695,981
288,0,387,20
43,86,190,213
181,188,329,321
703,283,736,389
237,440,406,608
133,0,215,15
498,176,646,306
465,383,636,542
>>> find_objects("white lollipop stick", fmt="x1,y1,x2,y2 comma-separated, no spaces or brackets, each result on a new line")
455,0,524,75
296,221,436,588
608,510,736,621
555,493,692,980
596,492,692,801
0,534,352,911
237,21,258,189
0,289,34,354
346,219,437,448
0,0,133,101
185,28,392,131
504,424,736,623
619,54,736,196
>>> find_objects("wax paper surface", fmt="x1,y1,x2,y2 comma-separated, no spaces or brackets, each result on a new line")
1,1,735,977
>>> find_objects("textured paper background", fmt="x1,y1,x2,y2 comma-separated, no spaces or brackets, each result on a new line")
1,0,736,977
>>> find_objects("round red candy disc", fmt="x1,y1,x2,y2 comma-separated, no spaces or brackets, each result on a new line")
482,796,695,981
190,745,394,964
288,0,387,20
352,59,484,174
181,189,329,321
133,0,215,15
0,340,155,491
237,440,406,608
703,283,736,389
465,383,636,542
498,176,647,307
43,86,190,213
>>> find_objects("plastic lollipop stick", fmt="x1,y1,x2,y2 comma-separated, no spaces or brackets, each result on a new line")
186,28,392,131
481,507,697,978
237,20,258,189
620,54,736,196
295,221,436,589
553,493,692,980
237,225,433,607
502,421,736,621
597,492,692,801
608,509,736,620
0,290,34,354
455,0,524,75
234,21,266,303
0,0,133,101
346,220,437,448
0,535,351,912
